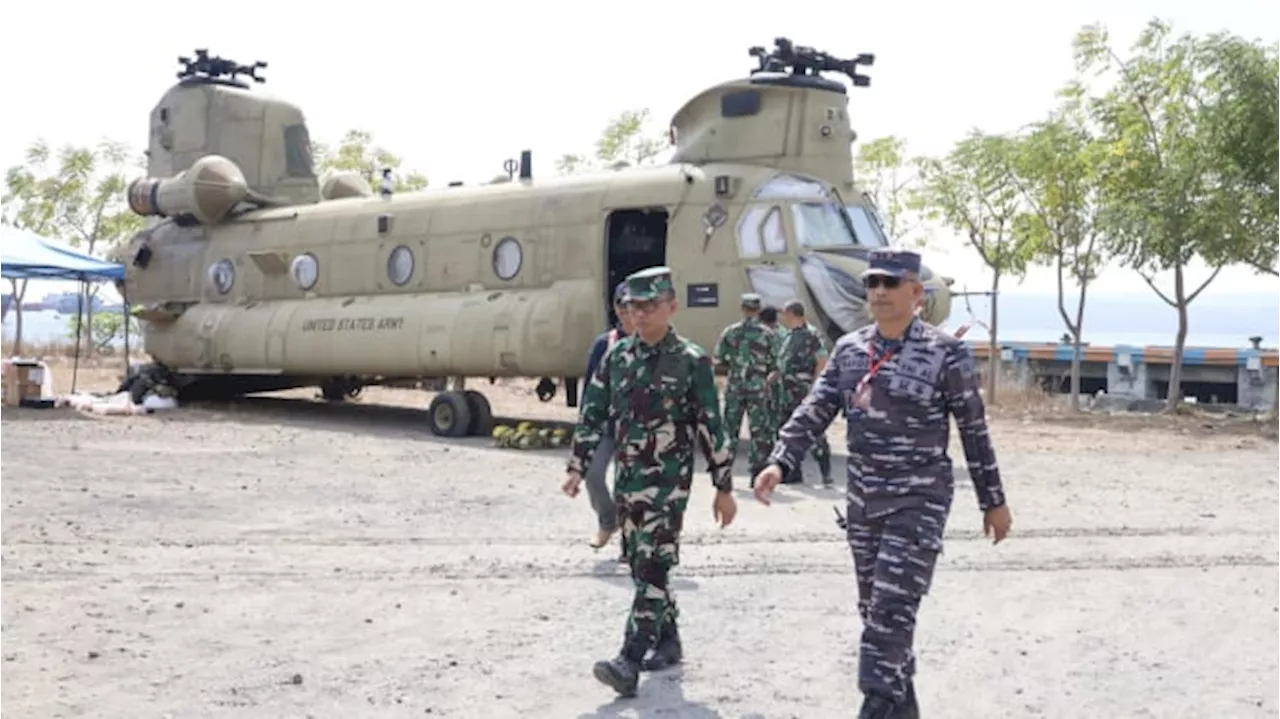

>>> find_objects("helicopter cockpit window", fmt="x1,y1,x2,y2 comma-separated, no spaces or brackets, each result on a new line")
761,207,786,254
791,201,857,249
752,174,829,201
721,90,761,118
284,123,315,178
844,204,890,248
735,205,788,258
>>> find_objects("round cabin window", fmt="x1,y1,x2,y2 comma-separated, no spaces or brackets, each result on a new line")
387,245,414,286
493,236,523,281
208,259,235,294
290,252,319,291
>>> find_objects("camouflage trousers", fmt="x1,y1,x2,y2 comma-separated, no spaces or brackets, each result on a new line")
723,389,773,470
780,380,832,478
767,381,785,435
845,502,948,703
617,496,686,649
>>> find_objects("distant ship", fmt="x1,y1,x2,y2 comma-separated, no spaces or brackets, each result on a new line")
1,291,122,317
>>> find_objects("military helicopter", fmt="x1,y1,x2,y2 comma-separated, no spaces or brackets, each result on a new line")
112,40,957,438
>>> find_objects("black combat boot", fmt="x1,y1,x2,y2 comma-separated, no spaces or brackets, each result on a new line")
858,693,896,719
640,620,683,671
781,466,805,485
617,532,629,563
592,631,648,698
895,679,920,719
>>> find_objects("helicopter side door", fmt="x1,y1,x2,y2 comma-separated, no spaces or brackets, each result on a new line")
602,207,669,327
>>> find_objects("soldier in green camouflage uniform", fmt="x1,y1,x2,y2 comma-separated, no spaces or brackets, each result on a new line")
778,300,834,486
563,266,738,698
757,305,787,439
713,294,780,480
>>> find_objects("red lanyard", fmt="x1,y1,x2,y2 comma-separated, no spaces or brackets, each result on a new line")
855,341,896,395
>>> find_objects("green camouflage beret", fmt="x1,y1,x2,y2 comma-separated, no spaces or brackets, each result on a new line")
624,266,675,301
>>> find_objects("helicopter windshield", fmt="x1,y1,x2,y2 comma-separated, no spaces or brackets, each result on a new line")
791,201,858,249
843,204,890,248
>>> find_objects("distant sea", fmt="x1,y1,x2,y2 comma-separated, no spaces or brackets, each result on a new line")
4,292,1276,351
3,309,138,350
940,292,1278,349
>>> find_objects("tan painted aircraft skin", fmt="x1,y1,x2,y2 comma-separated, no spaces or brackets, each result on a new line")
113,42,955,435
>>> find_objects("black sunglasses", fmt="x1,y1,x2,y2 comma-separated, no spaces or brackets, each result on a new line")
865,275,903,290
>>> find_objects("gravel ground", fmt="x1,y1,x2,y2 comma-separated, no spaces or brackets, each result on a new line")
1,387,1277,719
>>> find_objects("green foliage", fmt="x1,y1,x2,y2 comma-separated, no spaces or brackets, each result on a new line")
556,109,668,175
1008,111,1109,290
3,139,148,354
313,129,429,191
65,311,141,354
1194,33,1279,276
1007,111,1110,410
915,131,1035,279
1072,18,1279,407
853,136,926,247
1073,19,1277,279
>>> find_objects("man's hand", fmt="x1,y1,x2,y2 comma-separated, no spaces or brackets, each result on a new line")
983,504,1013,545
766,371,780,383
562,471,584,498
713,491,737,528
752,464,783,506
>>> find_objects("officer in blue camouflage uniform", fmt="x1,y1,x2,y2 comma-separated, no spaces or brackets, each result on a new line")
563,266,738,699
752,249,1014,719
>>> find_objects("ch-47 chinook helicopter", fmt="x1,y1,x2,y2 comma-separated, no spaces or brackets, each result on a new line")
112,40,957,438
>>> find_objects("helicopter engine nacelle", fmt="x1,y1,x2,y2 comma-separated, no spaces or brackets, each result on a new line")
320,171,374,201
127,154,249,226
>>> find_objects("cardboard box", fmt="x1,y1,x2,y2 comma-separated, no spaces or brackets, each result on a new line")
3,360,44,406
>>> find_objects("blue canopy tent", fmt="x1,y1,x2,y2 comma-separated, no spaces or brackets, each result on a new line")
1,224,131,396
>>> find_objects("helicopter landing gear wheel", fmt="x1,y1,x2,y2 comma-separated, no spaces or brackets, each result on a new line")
535,377,557,403
426,391,473,438
319,376,363,402
463,390,494,436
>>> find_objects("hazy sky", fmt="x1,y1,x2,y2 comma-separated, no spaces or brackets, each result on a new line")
2,0,1277,301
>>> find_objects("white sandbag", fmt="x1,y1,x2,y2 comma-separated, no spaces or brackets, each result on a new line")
141,395,178,410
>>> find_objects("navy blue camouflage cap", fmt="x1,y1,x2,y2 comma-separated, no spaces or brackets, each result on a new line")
861,249,922,279
624,266,675,301
740,292,763,309
613,282,628,305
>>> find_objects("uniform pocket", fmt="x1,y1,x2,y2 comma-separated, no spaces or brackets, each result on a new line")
886,376,938,402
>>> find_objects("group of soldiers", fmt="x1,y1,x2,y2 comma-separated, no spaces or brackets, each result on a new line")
713,293,833,487
563,251,1013,719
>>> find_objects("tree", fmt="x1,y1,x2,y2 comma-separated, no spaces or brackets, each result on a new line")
854,135,927,247
66,312,140,355
49,141,145,355
1194,33,1279,276
555,109,668,175
1073,19,1280,409
2,139,146,355
313,129,428,192
1008,108,1110,411
915,132,1036,403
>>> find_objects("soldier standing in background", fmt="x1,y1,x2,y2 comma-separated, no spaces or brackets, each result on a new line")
777,300,834,486
579,283,635,560
757,305,787,443
752,249,1013,719
714,294,780,482
563,266,738,698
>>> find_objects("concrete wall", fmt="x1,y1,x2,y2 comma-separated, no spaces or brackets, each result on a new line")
973,342,1279,411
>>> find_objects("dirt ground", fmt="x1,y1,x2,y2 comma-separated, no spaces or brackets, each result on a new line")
2,362,1278,718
